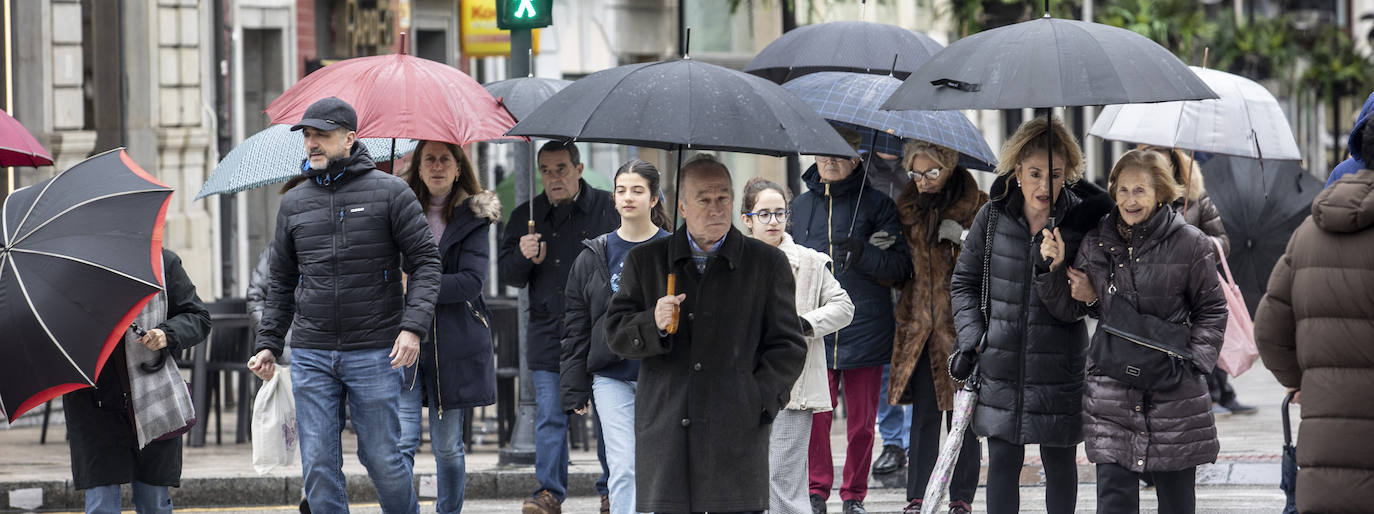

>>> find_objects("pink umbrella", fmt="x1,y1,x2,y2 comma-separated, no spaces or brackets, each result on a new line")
0,111,53,167
264,34,518,147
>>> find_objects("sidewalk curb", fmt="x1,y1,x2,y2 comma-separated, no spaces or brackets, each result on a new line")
2,461,1281,511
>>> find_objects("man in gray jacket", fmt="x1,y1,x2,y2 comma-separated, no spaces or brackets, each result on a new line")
248,97,441,514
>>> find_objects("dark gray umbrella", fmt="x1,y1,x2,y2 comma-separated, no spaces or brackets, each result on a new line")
507,58,857,158
881,16,1217,111
745,21,944,84
483,77,573,122
1200,156,1321,316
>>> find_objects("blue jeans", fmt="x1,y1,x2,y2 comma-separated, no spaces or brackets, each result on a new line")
877,364,910,449
398,379,466,514
532,369,569,501
293,348,418,514
84,482,171,514
593,376,638,514
594,401,610,497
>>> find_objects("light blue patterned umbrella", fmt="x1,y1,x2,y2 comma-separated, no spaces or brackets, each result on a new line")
195,124,418,199
782,71,997,171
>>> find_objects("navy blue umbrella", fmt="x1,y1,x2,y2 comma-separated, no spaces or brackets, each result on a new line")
782,71,997,171
1281,390,1299,514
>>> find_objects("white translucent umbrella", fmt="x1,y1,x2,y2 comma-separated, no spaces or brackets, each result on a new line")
1089,66,1301,161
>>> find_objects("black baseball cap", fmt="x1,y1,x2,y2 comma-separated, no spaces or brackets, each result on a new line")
290,96,357,132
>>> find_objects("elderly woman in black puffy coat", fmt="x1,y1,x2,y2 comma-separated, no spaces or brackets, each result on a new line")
1038,149,1227,514
948,117,1112,514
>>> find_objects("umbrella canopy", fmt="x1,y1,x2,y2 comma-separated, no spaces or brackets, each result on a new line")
484,77,573,122
745,21,945,83
507,58,857,159
782,71,997,170
881,16,1218,111
0,149,172,422
265,43,518,146
1201,156,1321,315
1090,67,1301,161
195,124,419,199
0,111,53,167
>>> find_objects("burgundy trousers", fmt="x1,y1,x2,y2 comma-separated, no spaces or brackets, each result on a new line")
807,365,883,501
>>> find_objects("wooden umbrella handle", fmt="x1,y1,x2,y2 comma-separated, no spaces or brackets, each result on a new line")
665,273,679,334
528,220,535,235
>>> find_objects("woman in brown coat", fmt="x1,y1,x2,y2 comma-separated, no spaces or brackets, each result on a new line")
890,140,987,514
1040,149,1228,513
1255,167,1374,514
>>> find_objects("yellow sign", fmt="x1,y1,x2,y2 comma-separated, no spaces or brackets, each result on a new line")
461,0,541,58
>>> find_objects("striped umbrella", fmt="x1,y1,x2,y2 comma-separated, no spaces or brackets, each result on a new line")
195,124,417,199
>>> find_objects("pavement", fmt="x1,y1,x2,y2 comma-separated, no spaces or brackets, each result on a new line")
1,367,1293,512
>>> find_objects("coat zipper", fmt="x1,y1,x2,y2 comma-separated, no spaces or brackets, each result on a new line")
339,209,348,248
330,190,341,349
825,183,839,369
432,315,442,420
1017,229,1035,439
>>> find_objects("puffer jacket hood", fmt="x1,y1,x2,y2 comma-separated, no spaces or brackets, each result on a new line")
1312,170,1374,233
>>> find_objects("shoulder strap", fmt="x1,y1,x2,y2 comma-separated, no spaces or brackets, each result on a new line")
980,205,1000,331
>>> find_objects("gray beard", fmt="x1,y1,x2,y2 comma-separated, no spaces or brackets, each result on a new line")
309,154,343,171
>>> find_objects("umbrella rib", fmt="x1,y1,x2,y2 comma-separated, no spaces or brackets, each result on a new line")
8,166,66,245
9,248,164,290
8,188,173,248
5,255,96,386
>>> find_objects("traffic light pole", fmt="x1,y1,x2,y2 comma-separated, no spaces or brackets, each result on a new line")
499,27,538,467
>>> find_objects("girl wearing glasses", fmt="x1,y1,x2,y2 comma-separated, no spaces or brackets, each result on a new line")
740,177,854,514
560,159,672,514
890,140,988,514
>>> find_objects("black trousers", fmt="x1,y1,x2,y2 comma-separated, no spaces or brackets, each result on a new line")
986,437,1077,514
906,345,981,504
1096,463,1196,514
1206,367,1235,404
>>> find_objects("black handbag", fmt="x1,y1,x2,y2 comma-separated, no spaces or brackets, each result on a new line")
1093,291,1195,391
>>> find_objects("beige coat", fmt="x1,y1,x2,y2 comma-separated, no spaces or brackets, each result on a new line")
779,234,854,412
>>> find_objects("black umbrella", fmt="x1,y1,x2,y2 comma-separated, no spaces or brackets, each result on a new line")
484,76,573,122
0,149,173,422
1201,156,1321,316
1280,389,1299,514
744,21,944,84
881,13,1216,229
507,57,856,332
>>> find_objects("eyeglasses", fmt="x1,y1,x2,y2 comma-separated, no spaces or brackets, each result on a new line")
908,167,943,181
745,209,790,224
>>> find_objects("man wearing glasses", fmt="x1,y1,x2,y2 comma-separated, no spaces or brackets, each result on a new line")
790,126,912,514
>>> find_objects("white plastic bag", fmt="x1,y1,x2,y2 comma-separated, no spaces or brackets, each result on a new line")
251,365,299,475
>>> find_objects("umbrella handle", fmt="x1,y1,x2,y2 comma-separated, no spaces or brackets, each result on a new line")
528,220,535,235
665,273,679,334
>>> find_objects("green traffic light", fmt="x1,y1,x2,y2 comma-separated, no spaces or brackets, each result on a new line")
514,0,535,18
497,0,551,29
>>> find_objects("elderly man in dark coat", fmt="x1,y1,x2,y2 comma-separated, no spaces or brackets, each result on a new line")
606,154,807,514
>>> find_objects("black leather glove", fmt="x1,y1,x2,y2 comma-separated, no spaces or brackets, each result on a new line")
833,237,866,270
948,349,978,382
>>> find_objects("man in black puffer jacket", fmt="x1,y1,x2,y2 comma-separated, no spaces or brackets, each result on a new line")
248,97,440,514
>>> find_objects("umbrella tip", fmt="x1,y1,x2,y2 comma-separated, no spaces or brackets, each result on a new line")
399,32,408,55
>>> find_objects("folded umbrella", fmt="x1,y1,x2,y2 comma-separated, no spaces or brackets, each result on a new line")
745,21,944,83
1090,67,1301,161
0,149,172,422
195,124,418,199
1281,390,1299,514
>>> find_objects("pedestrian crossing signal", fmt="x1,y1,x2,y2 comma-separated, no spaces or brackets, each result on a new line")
496,0,552,30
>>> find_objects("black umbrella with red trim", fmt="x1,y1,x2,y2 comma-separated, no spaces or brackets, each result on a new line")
0,149,172,422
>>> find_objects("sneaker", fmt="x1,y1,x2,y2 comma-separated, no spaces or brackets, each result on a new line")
1210,403,1232,417
949,500,972,514
298,498,310,514
522,490,562,514
600,494,610,513
810,493,827,514
902,498,923,514
1221,399,1259,415
843,499,868,514
872,444,907,475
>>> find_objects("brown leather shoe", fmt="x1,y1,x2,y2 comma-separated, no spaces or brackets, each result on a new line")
522,490,562,514
600,494,610,513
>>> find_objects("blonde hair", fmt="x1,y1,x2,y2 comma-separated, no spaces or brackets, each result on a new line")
1107,149,1184,205
1138,145,1202,201
996,116,1084,184
902,139,958,172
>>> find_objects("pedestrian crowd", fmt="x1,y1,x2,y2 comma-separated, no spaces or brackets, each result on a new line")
56,90,1374,514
